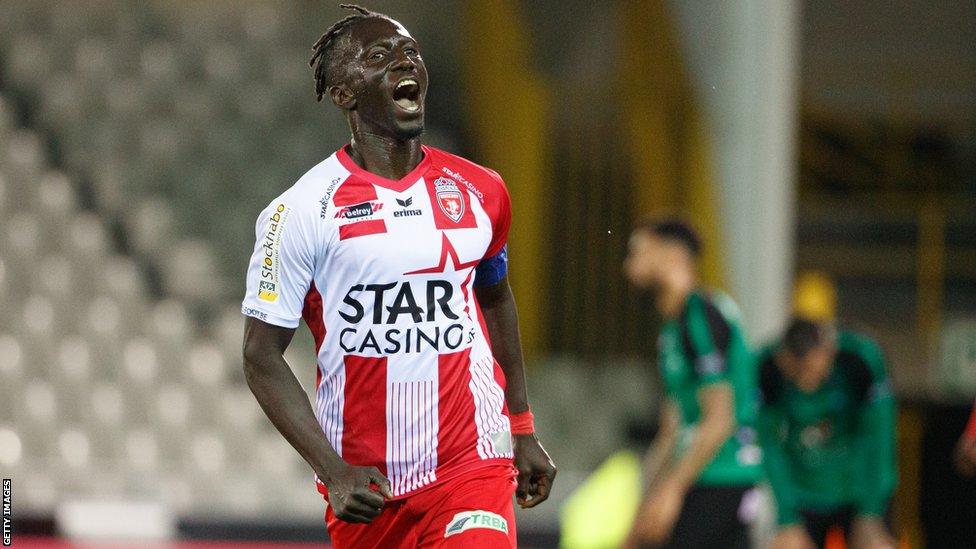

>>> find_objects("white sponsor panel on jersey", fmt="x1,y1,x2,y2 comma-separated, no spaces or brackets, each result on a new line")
258,203,291,302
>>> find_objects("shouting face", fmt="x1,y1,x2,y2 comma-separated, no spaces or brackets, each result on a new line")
330,17,429,140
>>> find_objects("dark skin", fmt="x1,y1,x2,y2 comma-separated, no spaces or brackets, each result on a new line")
243,15,555,525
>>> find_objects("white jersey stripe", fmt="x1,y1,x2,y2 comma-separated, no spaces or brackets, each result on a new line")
468,355,512,459
387,380,438,496
317,371,345,455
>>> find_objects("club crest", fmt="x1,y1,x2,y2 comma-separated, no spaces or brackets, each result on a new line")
434,177,465,223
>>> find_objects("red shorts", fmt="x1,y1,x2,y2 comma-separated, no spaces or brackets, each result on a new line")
324,464,517,548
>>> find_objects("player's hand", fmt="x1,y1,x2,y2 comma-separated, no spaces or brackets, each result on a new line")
633,477,685,544
771,525,817,549
954,435,976,477
322,463,393,523
850,516,896,549
513,433,557,508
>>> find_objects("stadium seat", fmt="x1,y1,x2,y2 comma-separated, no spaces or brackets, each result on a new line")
122,337,160,387
22,379,58,426
124,428,159,474
37,254,75,299
57,335,93,386
0,426,24,469
89,382,125,429
0,333,24,379
58,428,92,470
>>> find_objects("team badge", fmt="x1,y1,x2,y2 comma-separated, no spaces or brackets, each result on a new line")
434,177,465,223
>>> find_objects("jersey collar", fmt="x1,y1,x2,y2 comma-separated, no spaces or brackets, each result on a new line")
336,144,432,193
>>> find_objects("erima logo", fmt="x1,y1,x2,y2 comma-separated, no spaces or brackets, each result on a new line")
395,196,422,218
335,201,382,220
444,511,509,538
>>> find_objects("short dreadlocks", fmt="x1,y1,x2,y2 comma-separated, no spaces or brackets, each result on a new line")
309,4,389,102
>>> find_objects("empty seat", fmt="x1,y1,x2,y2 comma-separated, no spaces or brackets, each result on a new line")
189,430,226,475
125,196,174,255
122,337,159,386
148,299,192,346
57,335,93,385
218,386,262,435
159,238,224,302
124,428,159,474
99,255,146,301
67,212,111,262
23,379,58,425
4,130,46,180
0,172,7,214
58,428,91,470
0,97,13,136
36,254,74,299
74,36,114,83
156,382,191,429
4,211,41,261
186,341,226,388
21,294,55,338
0,426,23,469
5,34,52,88
36,171,78,217
0,334,24,379
82,295,124,346
89,381,125,433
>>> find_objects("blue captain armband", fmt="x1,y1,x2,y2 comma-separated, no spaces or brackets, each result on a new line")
474,246,508,287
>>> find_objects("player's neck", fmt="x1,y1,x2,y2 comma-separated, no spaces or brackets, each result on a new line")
348,132,424,181
657,272,696,319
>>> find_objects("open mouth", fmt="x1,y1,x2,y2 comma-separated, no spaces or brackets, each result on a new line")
393,78,421,112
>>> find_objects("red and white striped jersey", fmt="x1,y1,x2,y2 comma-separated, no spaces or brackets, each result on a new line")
242,145,515,498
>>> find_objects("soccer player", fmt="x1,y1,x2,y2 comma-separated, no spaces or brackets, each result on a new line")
240,5,556,547
622,218,762,548
757,318,897,549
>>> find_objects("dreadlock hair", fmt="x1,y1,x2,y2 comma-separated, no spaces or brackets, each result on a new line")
309,4,389,102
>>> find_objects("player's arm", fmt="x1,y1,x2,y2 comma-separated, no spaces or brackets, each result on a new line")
642,399,679,490
852,341,897,520
660,298,737,492
243,319,391,524
240,202,390,523
758,396,804,527
475,271,557,508
475,173,557,509
666,383,736,490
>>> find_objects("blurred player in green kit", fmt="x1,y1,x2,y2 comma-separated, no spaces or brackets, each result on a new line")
622,218,762,549
757,318,897,549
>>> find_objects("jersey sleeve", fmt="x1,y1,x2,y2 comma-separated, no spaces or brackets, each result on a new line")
241,200,316,328
679,296,733,385
756,350,804,525
850,338,897,517
759,401,804,525
483,169,512,259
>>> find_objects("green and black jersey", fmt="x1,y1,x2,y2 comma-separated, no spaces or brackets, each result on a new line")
657,290,762,486
757,331,897,525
